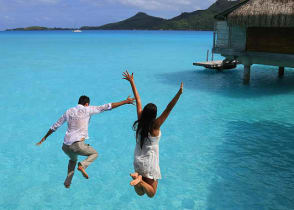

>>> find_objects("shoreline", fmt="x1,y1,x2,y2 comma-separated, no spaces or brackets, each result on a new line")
4,29,214,32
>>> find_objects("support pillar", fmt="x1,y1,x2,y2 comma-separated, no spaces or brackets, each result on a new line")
243,64,251,85
278,66,284,78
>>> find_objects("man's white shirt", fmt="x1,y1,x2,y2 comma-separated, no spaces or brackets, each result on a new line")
50,104,112,145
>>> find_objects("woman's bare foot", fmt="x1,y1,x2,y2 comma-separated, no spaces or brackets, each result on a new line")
78,163,89,179
130,175,142,186
130,172,139,179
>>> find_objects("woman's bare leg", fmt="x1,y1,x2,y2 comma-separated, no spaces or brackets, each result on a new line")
130,173,145,196
130,175,158,198
141,177,158,198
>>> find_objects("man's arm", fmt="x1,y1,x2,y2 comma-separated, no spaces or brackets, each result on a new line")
36,129,54,145
89,96,135,115
36,113,66,146
111,96,135,109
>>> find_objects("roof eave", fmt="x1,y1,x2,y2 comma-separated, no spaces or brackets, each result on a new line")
214,0,251,20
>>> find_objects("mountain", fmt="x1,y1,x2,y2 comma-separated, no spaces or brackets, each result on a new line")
81,12,165,30
82,0,243,31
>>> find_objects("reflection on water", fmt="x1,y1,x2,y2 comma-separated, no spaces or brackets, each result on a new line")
156,66,294,98
207,121,294,210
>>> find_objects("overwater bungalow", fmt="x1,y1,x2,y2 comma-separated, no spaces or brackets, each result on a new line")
213,0,294,84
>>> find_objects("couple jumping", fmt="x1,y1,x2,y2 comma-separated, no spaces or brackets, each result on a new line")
37,71,183,198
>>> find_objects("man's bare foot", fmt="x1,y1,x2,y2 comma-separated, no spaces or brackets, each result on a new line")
78,163,89,179
130,175,142,186
64,183,70,188
130,172,139,179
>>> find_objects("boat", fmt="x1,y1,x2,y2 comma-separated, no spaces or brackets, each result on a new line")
73,29,82,32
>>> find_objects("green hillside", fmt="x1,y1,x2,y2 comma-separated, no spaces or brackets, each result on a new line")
161,0,243,30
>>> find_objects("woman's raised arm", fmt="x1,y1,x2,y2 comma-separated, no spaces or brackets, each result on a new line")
154,82,183,129
123,71,142,120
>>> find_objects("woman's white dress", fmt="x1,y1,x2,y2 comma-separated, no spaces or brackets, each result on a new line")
133,131,162,180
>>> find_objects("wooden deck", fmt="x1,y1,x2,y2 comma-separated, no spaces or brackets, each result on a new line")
193,60,223,68
193,59,238,70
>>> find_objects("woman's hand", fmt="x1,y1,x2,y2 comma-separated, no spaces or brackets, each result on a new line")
122,70,134,82
122,70,142,119
179,82,183,94
125,96,135,105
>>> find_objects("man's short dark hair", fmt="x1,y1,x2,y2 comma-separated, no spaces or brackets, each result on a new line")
78,95,90,105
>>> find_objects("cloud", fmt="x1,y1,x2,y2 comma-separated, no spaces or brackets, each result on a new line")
38,0,60,4
79,0,214,11
118,0,168,10
80,0,105,6
13,0,61,5
0,0,8,11
1,15,15,24
4,15,12,19
108,0,214,11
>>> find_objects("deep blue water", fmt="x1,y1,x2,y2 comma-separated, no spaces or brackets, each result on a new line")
0,30,294,210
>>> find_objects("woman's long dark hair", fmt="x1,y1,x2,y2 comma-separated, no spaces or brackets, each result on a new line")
133,103,157,148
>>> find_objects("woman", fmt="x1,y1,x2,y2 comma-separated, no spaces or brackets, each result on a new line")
122,70,183,198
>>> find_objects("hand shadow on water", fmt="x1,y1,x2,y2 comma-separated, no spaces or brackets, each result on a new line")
206,121,294,210
155,66,294,98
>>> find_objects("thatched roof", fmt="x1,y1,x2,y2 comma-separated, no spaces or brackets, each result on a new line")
216,0,294,27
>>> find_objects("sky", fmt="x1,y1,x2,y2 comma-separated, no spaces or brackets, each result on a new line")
0,0,218,30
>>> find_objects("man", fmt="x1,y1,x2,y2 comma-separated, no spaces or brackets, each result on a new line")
36,95,134,188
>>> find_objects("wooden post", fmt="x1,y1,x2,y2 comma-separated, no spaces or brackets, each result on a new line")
206,50,209,61
211,50,214,61
278,66,284,78
243,64,251,85
228,26,232,48
213,31,216,49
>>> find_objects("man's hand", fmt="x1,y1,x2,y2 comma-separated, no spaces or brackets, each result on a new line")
125,96,135,105
35,129,54,146
36,137,45,146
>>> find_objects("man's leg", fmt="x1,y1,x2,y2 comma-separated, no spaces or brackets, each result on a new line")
62,144,78,188
73,141,98,178
64,160,77,188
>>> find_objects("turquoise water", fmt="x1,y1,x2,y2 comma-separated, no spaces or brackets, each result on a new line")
0,30,294,210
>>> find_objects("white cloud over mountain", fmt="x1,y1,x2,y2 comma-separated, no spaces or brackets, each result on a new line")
117,0,189,10
0,0,215,11
86,0,215,11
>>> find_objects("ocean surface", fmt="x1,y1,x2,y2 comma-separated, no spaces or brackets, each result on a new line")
0,30,294,210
